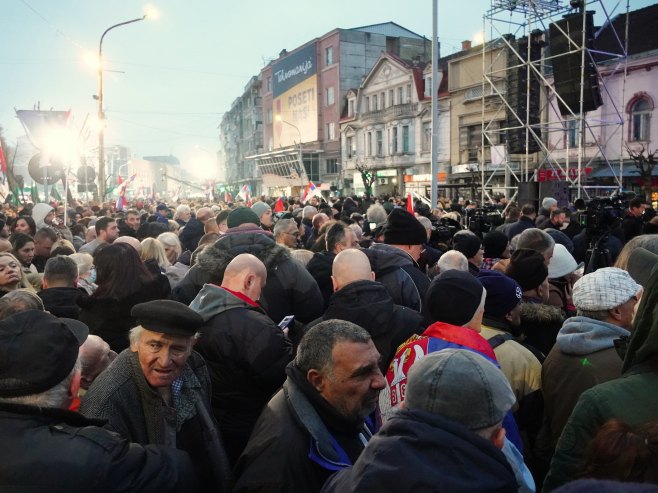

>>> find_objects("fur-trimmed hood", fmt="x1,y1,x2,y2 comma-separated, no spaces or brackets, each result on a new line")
197,230,290,280
521,302,564,326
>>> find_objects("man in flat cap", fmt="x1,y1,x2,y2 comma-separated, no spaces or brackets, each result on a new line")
81,299,230,493
0,310,197,492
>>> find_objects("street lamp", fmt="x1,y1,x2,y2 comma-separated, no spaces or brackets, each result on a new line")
275,115,305,191
97,14,147,202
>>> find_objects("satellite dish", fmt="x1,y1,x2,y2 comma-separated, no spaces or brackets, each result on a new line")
76,165,96,184
28,153,64,185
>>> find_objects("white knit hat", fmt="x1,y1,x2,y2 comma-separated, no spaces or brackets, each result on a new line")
548,244,579,279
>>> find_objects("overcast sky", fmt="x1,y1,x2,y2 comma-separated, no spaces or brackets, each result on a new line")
1,0,651,167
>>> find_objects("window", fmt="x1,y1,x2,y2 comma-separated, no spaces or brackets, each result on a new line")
327,122,335,140
326,86,335,106
402,125,410,153
388,89,394,107
423,122,432,151
631,99,651,142
424,76,432,98
267,109,273,124
326,158,338,174
348,99,355,117
367,132,372,156
374,95,379,111
365,96,370,113
376,130,383,156
381,92,386,109
266,76,272,93
346,136,354,157
325,46,334,66
566,118,580,148
392,127,398,153
406,84,412,103
460,124,482,161
398,87,403,105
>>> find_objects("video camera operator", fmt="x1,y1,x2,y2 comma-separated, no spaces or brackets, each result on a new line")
621,195,650,242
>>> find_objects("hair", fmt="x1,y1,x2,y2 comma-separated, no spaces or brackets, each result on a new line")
92,243,153,300
168,220,180,233
0,358,80,409
614,235,658,271
582,419,658,483
466,287,487,327
44,256,78,286
33,227,58,243
630,197,647,209
0,252,34,292
0,289,44,319
521,204,536,216
505,206,520,221
10,216,36,236
94,216,115,235
416,216,432,231
295,320,371,375
125,209,140,218
157,232,182,260
290,249,314,267
128,325,199,347
302,205,317,219
366,203,387,226
312,213,328,229
70,223,86,238
50,239,75,256
576,308,610,321
69,252,94,276
273,218,297,240
326,222,350,252
550,208,565,219
174,204,191,219
216,209,230,225
140,238,170,269
516,228,555,254
9,233,34,254
349,223,363,241
437,250,469,273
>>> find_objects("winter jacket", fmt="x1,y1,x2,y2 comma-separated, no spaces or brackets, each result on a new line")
544,265,658,492
117,219,137,238
307,280,426,372
172,228,323,324
233,369,376,493
77,274,172,353
38,286,84,319
321,409,518,493
32,202,73,242
538,317,628,462
179,217,205,252
0,402,198,492
363,243,430,312
506,216,536,240
519,300,565,357
80,350,230,493
306,250,336,310
190,284,292,465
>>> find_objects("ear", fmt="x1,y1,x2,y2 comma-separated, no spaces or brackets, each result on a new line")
331,275,339,293
608,306,622,322
307,369,326,392
42,278,49,290
370,271,376,281
491,427,506,450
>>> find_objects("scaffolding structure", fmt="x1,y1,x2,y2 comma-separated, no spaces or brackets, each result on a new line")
479,0,630,205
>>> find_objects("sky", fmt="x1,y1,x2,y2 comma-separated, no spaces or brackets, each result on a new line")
1,0,653,173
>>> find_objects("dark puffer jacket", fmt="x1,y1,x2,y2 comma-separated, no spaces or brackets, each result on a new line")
306,251,336,310
173,228,323,324
307,280,426,371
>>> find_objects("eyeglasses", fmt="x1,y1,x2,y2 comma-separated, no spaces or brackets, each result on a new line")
285,231,300,237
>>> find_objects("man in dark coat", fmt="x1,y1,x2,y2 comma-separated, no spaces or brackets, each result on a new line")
0,310,198,492
173,207,323,324
179,207,213,253
507,204,537,240
38,255,83,319
117,209,141,238
321,350,518,493
80,300,231,493
307,249,426,372
190,254,293,465
232,320,386,493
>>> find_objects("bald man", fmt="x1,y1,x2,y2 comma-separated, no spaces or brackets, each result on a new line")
308,249,427,372
179,207,214,252
190,253,292,466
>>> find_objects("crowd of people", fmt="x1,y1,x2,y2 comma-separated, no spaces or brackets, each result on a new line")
0,192,657,492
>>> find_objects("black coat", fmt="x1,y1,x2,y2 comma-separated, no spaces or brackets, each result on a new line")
506,216,536,240
179,218,206,252
0,402,198,492
321,409,517,493
308,280,426,372
38,287,84,319
306,251,336,310
173,229,323,324
191,284,292,465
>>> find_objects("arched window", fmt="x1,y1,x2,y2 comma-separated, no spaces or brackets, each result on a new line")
631,98,651,142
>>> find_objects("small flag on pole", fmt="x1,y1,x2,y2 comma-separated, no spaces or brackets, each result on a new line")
0,144,7,175
224,191,232,203
406,193,414,214
274,197,286,212
302,181,317,203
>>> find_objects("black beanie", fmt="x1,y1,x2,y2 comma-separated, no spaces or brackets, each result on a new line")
452,232,482,258
482,231,509,258
227,207,260,228
384,208,426,246
505,249,548,291
425,270,484,325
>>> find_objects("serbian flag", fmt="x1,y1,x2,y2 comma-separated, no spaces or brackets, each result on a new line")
116,173,136,210
236,184,251,202
406,193,414,214
224,191,232,203
302,181,317,203
274,197,286,212
0,144,6,175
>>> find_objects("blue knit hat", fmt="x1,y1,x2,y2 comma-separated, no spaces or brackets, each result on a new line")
478,270,522,318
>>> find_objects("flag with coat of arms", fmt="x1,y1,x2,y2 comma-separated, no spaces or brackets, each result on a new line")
301,181,319,203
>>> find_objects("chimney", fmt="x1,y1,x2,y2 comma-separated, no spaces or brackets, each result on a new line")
279,49,288,58
462,40,472,51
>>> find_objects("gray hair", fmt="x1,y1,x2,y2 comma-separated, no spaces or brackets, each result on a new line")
466,287,487,327
273,218,297,239
366,204,387,226
128,325,200,347
416,216,432,232
437,250,469,274
296,320,371,375
70,252,94,276
157,232,183,258
0,290,45,320
302,206,318,219
576,308,610,321
516,228,555,254
175,204,191,218
0,358,80,409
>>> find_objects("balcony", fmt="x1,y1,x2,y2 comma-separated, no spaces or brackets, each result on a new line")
362,102,419,122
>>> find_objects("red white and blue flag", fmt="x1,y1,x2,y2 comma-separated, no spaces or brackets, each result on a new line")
236,184,251,203
224,191,232,203
301,181,318,203
115,173,137,210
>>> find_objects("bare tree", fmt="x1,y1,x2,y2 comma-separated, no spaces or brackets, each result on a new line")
354,158,378,197
626,143,657,200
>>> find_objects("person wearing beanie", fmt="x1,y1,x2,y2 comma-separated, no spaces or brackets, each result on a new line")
322,350,520,493
250,201,273,231
536,197,558,229
546,243,581,317
451,230,484,276
539,268,642,469
481,230,511,271
368,208,431,313
506,249,565,356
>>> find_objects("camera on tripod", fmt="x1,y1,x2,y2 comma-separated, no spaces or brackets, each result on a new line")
466,205,503,237
577,192,634,236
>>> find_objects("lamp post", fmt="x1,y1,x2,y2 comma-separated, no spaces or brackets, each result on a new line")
275,115,305,193
97,15,146,203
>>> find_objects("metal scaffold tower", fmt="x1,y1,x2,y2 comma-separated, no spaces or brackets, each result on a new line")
479,0,630,205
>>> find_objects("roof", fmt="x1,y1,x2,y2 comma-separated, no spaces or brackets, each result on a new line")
596,4,658,60
349,22,426,40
